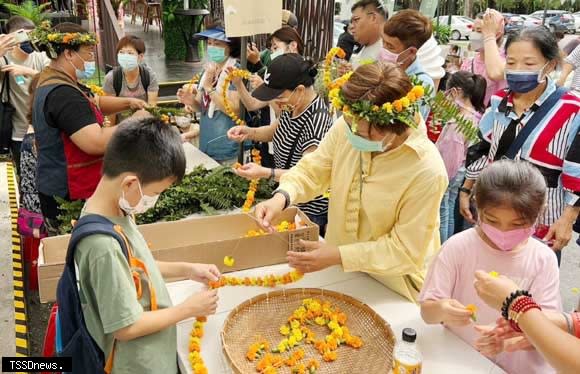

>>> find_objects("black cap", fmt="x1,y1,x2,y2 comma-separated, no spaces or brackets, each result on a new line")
402,328,417,343
252,53,317,102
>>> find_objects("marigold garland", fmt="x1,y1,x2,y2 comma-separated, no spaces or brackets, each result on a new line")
242,149,262,212
188,316,208,374
323,47,347,92
86,84,104,96
30,21,97,59
208,270,304,289
222,69,252,126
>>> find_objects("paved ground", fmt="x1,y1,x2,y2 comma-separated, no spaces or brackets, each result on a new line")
0,163,16,359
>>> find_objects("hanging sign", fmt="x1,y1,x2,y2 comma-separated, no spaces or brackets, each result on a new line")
223,0,282,37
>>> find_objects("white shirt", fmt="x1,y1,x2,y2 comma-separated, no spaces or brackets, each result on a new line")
350,38,382,69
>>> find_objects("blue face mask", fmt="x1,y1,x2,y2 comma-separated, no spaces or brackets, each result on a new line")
344,122,388,152
117,53,139,71
71,52,96,80
505,63,548,94
20,41,34,54
207,45,226,63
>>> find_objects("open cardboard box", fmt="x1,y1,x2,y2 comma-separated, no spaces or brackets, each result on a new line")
38,208,318,303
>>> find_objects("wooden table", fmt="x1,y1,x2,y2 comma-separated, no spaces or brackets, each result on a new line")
167,264,507,374
174,9,210,62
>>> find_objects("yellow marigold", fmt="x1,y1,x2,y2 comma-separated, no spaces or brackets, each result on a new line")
401,97,411,108
372,105,380,112
223,256,235,267
411,85,425,98
62,33,75,44
382,102,393,113
489,271,500,278
406,92,416,102
47,34,59,42
279,325,290,336
466,304,478,322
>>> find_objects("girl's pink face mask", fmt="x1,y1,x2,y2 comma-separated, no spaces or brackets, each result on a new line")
479,222,535,251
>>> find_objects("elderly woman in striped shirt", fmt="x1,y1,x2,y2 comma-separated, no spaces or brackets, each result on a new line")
459,27,580,261
227,54,332,235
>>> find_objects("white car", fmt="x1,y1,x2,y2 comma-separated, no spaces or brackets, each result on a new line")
436,15,473,40
574,12,580,33
520,15,543,28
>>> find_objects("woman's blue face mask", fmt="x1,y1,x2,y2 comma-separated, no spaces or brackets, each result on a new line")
505,62,549,94
344,121,390,152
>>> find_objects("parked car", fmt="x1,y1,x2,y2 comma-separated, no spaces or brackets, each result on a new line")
573,12,580,34
530,10,576,34
520,15,543,28
503,13,524,34
436,15,473,40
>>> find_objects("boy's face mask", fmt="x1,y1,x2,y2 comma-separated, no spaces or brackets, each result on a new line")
119,180,160,215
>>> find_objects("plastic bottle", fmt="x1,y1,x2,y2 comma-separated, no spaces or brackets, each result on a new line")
392,328,422,374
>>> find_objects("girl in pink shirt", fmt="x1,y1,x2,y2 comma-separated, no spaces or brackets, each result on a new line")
420,160,561,374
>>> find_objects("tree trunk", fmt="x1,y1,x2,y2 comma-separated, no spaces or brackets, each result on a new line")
464,0,474,17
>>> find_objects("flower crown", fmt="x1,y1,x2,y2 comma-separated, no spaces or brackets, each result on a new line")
30,21,97,58
328,72,429,131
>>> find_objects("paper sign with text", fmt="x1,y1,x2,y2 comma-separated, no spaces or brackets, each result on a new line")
223,0,282,37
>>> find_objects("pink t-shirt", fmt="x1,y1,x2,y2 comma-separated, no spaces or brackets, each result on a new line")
461,51,507,106
420,228,561,374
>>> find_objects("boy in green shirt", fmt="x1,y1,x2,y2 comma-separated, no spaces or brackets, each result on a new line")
76,116,220,373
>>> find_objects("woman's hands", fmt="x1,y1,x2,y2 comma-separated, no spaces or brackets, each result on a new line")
232,162,270,180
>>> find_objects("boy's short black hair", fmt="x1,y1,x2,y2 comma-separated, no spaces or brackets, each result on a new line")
103,117,186,185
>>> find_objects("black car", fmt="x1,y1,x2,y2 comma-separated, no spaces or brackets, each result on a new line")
503,13,524,34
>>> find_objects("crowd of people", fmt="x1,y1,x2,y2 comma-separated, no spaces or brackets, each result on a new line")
0,0,579,372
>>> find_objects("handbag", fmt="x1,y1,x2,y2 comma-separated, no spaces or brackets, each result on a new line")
0,57,15,153
17,208,47,239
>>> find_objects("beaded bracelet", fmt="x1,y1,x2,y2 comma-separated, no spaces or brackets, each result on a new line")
502,290,532,320
509,298,541,333
572,312,580,339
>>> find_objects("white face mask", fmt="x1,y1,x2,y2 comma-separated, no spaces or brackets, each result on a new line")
118,180,160,215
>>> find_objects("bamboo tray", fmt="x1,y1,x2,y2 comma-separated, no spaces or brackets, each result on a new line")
221,288,396,373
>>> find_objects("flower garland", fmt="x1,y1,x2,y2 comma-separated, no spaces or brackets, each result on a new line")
222,69,252,126
328,72,426,132
86,84,104,96
246,298,363,373
323,47,347,92
208,270,304,289
30,21,97,59
188,316,208,374
240,149,262,212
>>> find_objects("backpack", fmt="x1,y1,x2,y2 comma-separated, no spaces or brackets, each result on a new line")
55,214,158,374
112,66,150,100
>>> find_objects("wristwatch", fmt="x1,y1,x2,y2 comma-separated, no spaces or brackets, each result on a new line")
459,187,472,195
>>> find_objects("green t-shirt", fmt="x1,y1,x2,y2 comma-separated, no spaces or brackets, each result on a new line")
74,214,177,373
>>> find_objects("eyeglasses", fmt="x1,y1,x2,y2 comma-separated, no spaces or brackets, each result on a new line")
350,12,376,25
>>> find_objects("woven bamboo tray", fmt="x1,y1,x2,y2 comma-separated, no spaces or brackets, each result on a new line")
221,288,396,373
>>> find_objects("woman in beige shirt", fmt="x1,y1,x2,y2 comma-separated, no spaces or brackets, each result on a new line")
255,63,448,302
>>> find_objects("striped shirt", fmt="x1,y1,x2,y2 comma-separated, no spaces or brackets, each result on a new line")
564,43,580,92
466,80,580,226
273,95,332,216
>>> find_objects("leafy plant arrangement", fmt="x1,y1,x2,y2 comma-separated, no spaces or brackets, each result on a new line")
1,0,51,25
433,21,451,45
430,92,480,142
142,106,188,125
56,166,276,234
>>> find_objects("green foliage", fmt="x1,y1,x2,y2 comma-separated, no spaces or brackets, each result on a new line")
55,196,86,235
431,92,480,143
433,22,451,45
163,0,208,60
1,0,51,25
56,166,276,234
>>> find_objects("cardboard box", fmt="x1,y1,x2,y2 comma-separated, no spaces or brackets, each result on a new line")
38,208,318,303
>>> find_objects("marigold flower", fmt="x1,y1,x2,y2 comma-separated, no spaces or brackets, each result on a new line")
223,256,235,267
